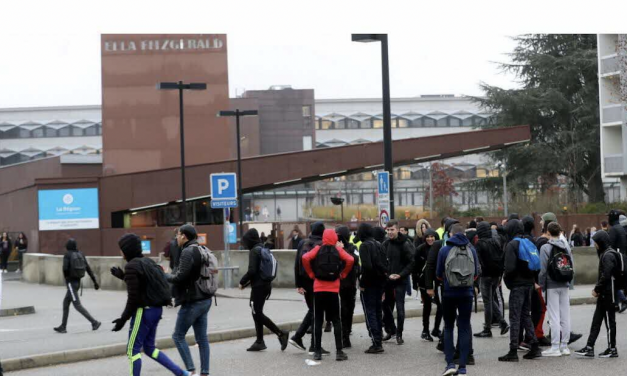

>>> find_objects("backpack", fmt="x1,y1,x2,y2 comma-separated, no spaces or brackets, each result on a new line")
445,245,476,288
602,249,626,292
313,245,342,281
547,245,574,283
298,238,321,278
69,251,87,279
515,237,541,271
479,238,504,276
195,245,219,296
137,257,172,307
258,247,278,282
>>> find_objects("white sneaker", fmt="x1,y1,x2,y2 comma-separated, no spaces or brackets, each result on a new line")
542,347,562,357
16,269,21,273
561,347,571,356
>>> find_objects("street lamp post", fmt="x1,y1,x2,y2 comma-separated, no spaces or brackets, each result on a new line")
157,81,207,225
217,109,258,246
352,33,394,218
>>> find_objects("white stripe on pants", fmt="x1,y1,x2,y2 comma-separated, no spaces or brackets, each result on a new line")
546,287,571,347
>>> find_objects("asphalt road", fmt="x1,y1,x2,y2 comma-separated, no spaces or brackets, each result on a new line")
7,304,626,376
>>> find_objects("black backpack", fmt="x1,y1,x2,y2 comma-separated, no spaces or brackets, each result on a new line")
258,247,278,282
547,245,574,283
480,238,504,276
69,251,87,279
137,258,172,307
368,239,389,278
314,245,342,281
298,238,321,278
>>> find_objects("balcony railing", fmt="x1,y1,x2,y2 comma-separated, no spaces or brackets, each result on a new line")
605,154,624,174
603,105,624,124
601,54,619,76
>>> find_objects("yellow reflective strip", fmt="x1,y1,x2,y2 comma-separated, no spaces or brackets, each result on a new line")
131,353,141,361
127,308,144,357
151,349,160,359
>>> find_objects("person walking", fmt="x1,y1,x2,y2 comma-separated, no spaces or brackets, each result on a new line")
110,234,193,376
14,232,27,273
539,222,574,357
415,229,441,341
336,225,360,348
239,228,289,352
54,239,101,333
575,231,621,358
0,233,11,274
302,229,354,361
167,225,214,376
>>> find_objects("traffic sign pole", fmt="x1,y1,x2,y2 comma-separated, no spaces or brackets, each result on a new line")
223,208,232,289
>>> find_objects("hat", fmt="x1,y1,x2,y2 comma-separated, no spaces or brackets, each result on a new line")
118,233,142,260
541,212,557,224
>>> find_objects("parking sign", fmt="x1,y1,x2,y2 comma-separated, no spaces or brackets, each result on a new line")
210,173,237,200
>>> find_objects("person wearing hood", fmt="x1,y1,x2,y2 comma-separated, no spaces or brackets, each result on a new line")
336,226,360,349
54,238,101,334
166,225,213,376
499,219,542,362
302,229,354,361
442,218,460,243
373,226,387,243
465,221,478,245
436,224,479,376
415,219,431,248
239,229,289,352
290,222,325,353
357,223,388,354
575,231,621,359
436,217,448,241
607,210,627,312
474,221,509,339
381,220,415,345
109,234,192,376
415,228,441,342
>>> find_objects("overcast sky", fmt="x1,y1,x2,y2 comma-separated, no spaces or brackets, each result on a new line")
0,0,623,108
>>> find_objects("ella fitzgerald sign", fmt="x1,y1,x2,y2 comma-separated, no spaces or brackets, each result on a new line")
103,36,225,53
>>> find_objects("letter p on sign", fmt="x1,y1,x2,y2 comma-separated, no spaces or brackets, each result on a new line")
218,179,229,194
210,173,237,200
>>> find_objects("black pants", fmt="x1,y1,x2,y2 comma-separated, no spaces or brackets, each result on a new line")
509,285,537,350
250,285,281,342
293,288,315,348
340,287,356,338
314,292,342,351
361,286,384,347
61,280,97,327
0,250,9,270
382,282,407,336
586,294,617,348
480,277,507,331
420,287,443,333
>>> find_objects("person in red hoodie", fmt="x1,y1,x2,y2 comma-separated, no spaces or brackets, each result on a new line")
302,229,355,362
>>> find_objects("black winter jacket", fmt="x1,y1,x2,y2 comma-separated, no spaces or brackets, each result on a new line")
382,234,415,285
239,243,268,289
424,239,442,290
503,219,536,289
358,224,387,289
414,229,439,289
294,235,322,289
63,249,97,283
166,240,211,306
608,210,627,255
475,221,503,278
593,231,624,297
120,257,147,322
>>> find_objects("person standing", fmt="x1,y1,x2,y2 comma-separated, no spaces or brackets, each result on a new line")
54,239,101,333
0,233,11,274
302,229,354,361
164,229,181,273
607,209,627,312
336,225,360,349
110,234,192,376
415,229,441,342
381,220,415,344
167,225,214,376
287,226,304,250
239,228,289,352
14,233,27,273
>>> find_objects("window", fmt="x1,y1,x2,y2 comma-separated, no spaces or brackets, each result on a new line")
44,127,57,137
58,126,71,137
362,172,374,181
423,117,436,127
437,118,448,127
302,105,311,117
96,123,102,135
462,117,474,126
449,117,462,127
347,119,360,129
31,127,44,138
315,119,321,130
360,118,372,128
412,118,423,127
373,119,383,129
84,125,97,136
72,126,85,136
335,119,346,129
321,120,332,130
395,168,412,180
398,118,409,128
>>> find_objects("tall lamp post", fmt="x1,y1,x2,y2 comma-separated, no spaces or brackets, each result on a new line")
157,81,207,224
217,109,258,245
352,33,394,218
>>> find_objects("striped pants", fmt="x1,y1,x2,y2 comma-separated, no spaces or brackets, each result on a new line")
127,307,185,376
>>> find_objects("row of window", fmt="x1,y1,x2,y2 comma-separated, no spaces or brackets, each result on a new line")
0,124,102,139
322,168,499,182
0,150,99,166
315,116,489,130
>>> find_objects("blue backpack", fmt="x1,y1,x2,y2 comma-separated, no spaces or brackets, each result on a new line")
514,237,541,271
259,247,278,282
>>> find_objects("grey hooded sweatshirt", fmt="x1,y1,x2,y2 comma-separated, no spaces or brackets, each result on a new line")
539,238,574,290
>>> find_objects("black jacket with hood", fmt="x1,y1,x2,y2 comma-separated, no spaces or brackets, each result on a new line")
337,225,360,290
116,234,148,323
414,229,439,288
382,233,415,285
358,223,388,288
166,238,211,306
294,221,324,289
475,221,503,278
593,231,624,297
608,210,627,255
503,219,536,289
239,229,269,289
63,239,97,283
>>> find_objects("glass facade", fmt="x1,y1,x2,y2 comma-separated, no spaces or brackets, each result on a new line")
0,123,102,139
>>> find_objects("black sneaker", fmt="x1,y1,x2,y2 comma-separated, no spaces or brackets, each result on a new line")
309,347,330,356
421,331,434,342
396,335,404,345
365,345,384,354
343,337,352,349
537,337,551,347
431,329,442,338
498,350,519,362
278,330,289,351
436,339,444,352
313,351,322,361
453,353,475,366
599,348,619,358
53,326,67,334
523,346,543,360
382,332,395,342
289,336,306,351
620,302,627,313
568,332,583,345
474,330,492,338
336,350,348,361
247,341,267,351
92,321,101,331
324,322,332,333
574,346,595,358
500,323,510,336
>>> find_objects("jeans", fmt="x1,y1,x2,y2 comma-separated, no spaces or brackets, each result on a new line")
172,298,212,375
61,280,97,327
128,307,184,376
442,296,473,368
587,294,617,348
545,287,571,347
314,292,343,351
340,287,356,338
480,277,507,331
0,249,9,271
361,286,384,346
293,287,314,348
382,282,407,336
420,288,442,333
509,285,538,350
250,285,281,342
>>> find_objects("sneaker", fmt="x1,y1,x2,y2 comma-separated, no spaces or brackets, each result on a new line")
498,350,519,362
421,331,434,342
308,347,330,356
16,269,21,273
442,364,458,376
278,330,289,351
542,347,562,357
453,353,475,366
431,329,442,338
457,368,467,375
92,321,101,331
382,332,395,342
342,337,352,349
289,336,306,351
336,350,348,361
365,345,384,354
599,348,619,358
523,346,543,360
568,332,583,345
324,322,332,333
246,341,267,351
396,335,404,345
53,326,67,334
619,302,627,313
436,340,444,352
574,346,595,358
313,351,322,361
500,323,510,336
560,347,571,356
518,342,531,352
537,336,552,347
474,330,492,338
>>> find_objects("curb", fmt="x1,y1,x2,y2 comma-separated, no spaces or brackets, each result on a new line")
2,296,595,372
0,306,36,317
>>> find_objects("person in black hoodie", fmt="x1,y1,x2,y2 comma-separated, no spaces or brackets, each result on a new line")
424,232,444,340
373,226,387,243
474,221,509,338
289,221,326,353
415,228,441,342
575,231,621,358
498,219,542,362
607,209,627,311
239,229,289,352
381,220,415,344
336,225,360,349
53,239,101,334
358,223,388,354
